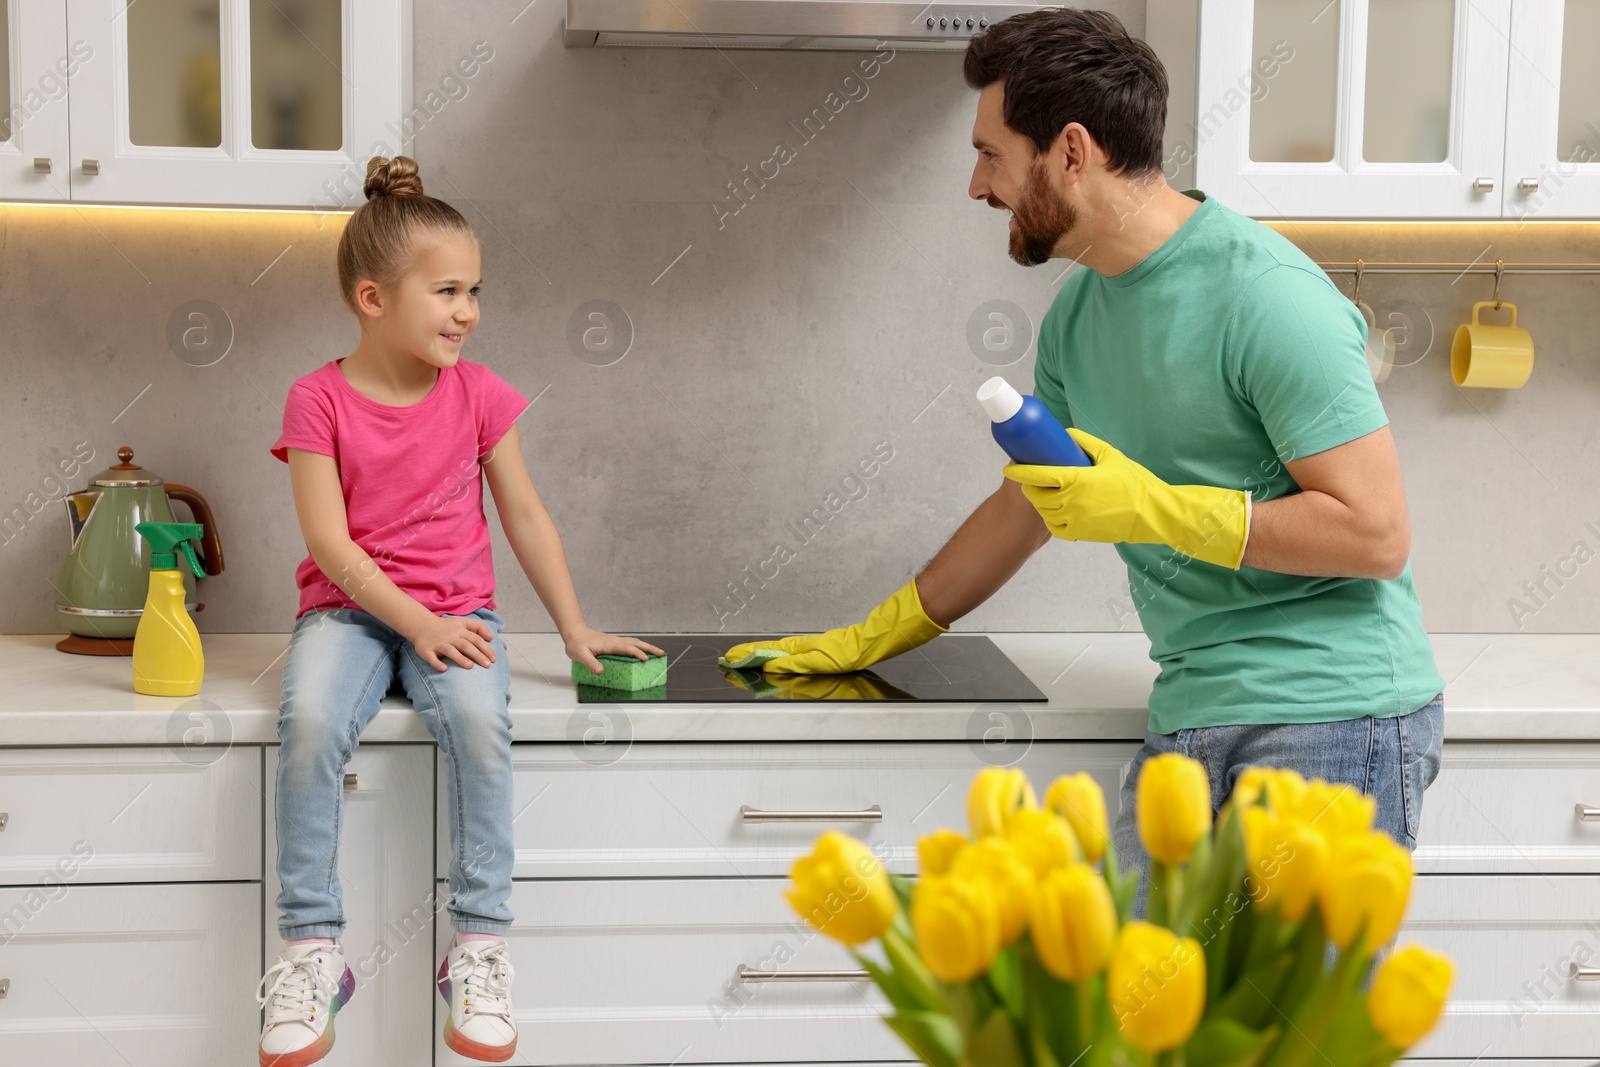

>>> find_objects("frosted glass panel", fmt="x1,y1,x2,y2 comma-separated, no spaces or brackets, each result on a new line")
1364,0,1454,162
1557,0,1600,162
1249,0,1339,162
0,4,11,142
251,0,344,151
128,0,222,147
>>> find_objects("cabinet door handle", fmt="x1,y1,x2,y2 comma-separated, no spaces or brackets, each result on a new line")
0,978,7,998
32,158,50,174
737,965,871,983
1571,963,1600,981
343,773,358,791
0,812,7,831
1472,177,1496,192
1518,177,1540,193
81,159,100,176
1577,804,1600,822
739,804,881,823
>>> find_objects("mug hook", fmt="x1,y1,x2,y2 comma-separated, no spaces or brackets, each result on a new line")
1492,259,1504,309
1351,259,1365,305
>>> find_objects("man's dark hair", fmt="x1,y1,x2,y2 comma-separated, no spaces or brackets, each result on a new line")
963,9,1168,176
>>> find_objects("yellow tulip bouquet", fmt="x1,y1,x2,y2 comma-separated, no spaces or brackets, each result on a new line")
784,756,1453,1067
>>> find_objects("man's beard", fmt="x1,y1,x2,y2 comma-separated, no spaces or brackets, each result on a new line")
999,159,1077,267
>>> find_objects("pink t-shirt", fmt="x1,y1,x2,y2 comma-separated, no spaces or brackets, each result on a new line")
270,357,531,621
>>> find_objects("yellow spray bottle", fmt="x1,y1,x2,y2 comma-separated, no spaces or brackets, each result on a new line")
132,521,206,696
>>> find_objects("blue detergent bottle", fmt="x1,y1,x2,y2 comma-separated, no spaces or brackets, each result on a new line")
977,377,1092,467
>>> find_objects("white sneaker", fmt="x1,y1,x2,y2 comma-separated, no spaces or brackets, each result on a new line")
256,943,355,1067
437,940,517,1062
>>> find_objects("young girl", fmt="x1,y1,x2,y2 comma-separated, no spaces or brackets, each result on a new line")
260,155,661,1066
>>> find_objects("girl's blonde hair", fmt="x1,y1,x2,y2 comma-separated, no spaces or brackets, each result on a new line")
336,156,474,312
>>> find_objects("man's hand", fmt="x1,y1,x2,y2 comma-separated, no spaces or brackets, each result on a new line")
721,579,947,674
1005,427,1250,570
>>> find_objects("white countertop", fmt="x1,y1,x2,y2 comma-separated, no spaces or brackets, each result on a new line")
1,632,1597,746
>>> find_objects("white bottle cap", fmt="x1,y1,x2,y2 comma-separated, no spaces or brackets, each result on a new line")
976,377,1024,423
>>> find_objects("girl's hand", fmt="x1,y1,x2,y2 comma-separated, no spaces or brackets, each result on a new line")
566,626,666,675
409,614,497,671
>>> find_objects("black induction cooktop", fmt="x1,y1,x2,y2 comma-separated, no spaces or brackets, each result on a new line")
574,634,1047,703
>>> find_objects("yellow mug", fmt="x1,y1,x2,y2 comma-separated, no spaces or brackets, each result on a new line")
1451,302,1533,388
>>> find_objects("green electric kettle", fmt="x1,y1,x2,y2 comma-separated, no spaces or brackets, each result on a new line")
55,446,225,655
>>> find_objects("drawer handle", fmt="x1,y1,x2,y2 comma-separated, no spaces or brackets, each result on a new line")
0,978,7,998
0,812,7,832
739,805,881,823
1571,963,1600,981
737,965,871,983
343,773,358,791
1577,805,1600,822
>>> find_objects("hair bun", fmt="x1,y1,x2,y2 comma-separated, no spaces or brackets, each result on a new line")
363,156,425,200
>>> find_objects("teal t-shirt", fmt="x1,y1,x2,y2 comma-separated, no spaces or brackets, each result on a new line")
1035,190,1444,733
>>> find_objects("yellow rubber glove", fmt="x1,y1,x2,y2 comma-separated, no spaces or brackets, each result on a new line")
720,579,948,673
1005,428,1251,570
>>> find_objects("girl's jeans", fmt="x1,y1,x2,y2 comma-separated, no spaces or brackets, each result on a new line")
1111,692,1446,917
274,606,515,940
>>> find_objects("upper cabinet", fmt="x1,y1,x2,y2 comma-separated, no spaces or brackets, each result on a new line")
1196,0,1600,217
0,0,407,209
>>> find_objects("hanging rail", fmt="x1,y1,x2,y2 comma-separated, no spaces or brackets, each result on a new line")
1317,259,1600,276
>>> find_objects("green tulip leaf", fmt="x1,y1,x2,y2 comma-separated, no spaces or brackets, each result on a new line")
852,948,922,1017
1183,1017,1279,1067
965,1008,1028,1067
883,923,947,1013
884,1011,963,1067
987,944,1027,1020
1210,954,1295,1031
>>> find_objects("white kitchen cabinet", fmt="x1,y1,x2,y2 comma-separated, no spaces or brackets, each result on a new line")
434,877,910,1067
0,0,407,208
264,743,435,1067
1196,0,1600,218
0,745,260,884
1402,874,1600,1059
0,0,73,200
0,882,259,1067
1415,742,1600,874
439,741,1138,880
1502,0,1600,217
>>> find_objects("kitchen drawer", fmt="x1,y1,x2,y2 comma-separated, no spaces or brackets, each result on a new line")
0,746,261,884
1416,742,1600,874
435,877,909,1066
1401,875,1600,1059
438,741,1137,879
0,882,259,1066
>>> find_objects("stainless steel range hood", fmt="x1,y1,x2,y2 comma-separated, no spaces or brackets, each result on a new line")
564,0,1072,51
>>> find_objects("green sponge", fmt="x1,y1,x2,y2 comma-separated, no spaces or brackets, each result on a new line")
572,653,667,691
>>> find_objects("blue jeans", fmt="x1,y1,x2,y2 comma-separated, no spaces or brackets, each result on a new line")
1110,692,1445,918
274,606,515,940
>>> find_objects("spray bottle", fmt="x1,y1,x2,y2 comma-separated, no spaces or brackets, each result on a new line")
132,521,206,696
976,377,1092,467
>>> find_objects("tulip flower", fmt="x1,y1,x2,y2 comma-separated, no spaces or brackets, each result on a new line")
911,873,1003,983
1044,773,1108,864
1107,921,1206,1052
968,766,1037,838
1241,806,1328,922
951,836,1036,946
785,831,897,945
1369,944,1454,1048
1005,807,1081,877
1291,779,1377,841
917,828,968,876
1318,829,1413,953
1137,754,1213,865
1030,863,1117,981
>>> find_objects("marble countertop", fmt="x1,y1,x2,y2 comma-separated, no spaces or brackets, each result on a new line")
0,632,1595,746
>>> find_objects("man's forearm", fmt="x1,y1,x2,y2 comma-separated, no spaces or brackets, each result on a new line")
915,480,1053,627
1240,490,1409,579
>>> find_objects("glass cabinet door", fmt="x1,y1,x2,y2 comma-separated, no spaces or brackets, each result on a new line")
1198,0,1512,216
1503,0,1600,216
0,0,73,202
64,0,404,208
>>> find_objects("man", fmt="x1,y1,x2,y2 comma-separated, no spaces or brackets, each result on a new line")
723,9,1444,896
